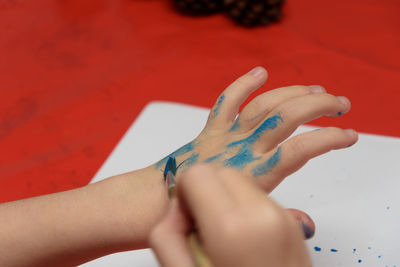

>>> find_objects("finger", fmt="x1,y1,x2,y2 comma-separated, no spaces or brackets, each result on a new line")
208,67,268,129
150,200,195,267
253,93,351,152
177,164,235,227
231,85,325,133
252,127,358,191
286,209,316,239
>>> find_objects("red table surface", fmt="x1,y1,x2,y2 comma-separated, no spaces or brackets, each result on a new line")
0,0,399,203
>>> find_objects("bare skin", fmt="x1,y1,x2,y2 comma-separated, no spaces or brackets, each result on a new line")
151,165,312,267
0,67,357,266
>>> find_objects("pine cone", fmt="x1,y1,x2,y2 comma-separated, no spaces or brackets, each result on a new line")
174,0,224,16
224,0,285,27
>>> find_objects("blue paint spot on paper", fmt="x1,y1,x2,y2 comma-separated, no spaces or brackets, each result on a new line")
314,246,321,252
353,248,357,254
330,249,338,252
230,118,241,132
156,141,196,169
204,153,223,163
358,259,362,263
252,147,281,177
224,144,261,169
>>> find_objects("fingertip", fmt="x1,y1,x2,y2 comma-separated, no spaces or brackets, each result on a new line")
248,66,268,79
344,129,358,146
308,85,326,94
287,209,316,240
337,96,351,112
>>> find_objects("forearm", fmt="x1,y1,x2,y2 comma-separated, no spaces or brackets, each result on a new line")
0,165,168,267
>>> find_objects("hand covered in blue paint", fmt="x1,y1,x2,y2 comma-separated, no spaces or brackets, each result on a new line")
155,66,358,192
150,165,312,267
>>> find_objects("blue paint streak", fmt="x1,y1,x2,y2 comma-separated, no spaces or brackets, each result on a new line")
230,118,241,132
204,153,223,163
228,114,283,147
314,246,321,252
211,94,225,118
182,153,199,167
252,147,281,177
224,144,261,170
156,141,196,169
163,157,177,181
330,249,338,252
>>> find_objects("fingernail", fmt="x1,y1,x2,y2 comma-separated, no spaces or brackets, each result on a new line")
248,67,265,78
344,129,358,139
309,85,326,94
337,96,351,108
301,222,315,239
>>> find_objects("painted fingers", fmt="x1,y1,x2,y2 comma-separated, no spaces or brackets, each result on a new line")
208,67,268,128
254,127,358,191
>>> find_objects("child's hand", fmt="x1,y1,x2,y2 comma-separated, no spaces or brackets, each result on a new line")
150,165,311,267
154,66,358,192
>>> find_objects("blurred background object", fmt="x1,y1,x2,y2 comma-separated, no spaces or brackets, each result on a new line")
173,0,285,26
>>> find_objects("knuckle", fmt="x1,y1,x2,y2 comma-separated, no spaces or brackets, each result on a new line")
216,215,247,243
250,95,265,109
325,127,344,138
288,138,307,156
321,93,339,104
287,85,311,94
234,75,255,88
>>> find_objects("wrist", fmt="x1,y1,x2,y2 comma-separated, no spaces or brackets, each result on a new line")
90,165,169,251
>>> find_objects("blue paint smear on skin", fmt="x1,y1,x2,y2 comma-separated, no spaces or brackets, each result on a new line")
301,222,314,239
182,153,199,167
204,153,223,163
221,114,283,171
230,118,241,132
156,141,196,169
211,94,225,118
330,249,338,252
224,144,261,169
252,147,282,177
228,114,283,147
314,246,321,252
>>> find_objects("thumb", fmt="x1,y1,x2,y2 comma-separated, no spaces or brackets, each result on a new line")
286,208,316,239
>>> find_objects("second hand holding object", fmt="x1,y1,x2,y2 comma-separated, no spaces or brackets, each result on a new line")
164,157,213,267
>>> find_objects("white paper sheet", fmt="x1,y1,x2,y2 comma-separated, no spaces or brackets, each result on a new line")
82,101,400,267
